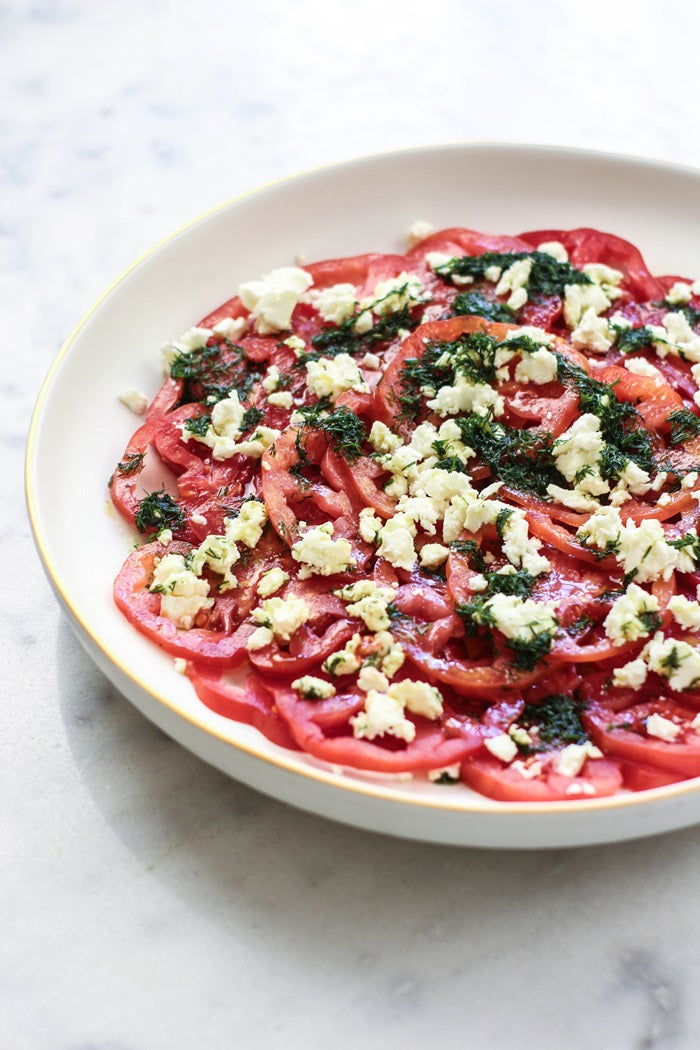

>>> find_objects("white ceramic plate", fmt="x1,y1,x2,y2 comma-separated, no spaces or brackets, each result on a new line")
27,143,700,848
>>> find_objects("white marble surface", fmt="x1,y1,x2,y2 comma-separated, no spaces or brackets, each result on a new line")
8,1,700,1046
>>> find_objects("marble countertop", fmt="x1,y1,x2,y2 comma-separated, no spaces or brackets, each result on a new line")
7,2,700,1047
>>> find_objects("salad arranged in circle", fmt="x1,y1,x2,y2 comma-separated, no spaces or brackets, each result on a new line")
110,222,700,802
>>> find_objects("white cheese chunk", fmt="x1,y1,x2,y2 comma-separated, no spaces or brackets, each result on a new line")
305,353,369,401
238,266,313,334
291,676,336,699
292,522,353,577
149,553,214,629
646,712,681,742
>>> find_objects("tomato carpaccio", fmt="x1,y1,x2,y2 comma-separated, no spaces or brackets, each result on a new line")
110,224,700,802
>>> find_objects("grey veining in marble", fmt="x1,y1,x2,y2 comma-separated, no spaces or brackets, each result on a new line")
6,1,700,1047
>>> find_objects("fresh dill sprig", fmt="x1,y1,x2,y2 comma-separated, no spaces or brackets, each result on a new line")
134,487,184,534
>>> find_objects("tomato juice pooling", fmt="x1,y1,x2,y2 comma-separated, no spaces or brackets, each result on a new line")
110,223,700,801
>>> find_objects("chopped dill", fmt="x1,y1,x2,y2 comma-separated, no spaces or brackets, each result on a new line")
668,408,700,447
521,693,588,747
434,250,591,299
134,487,184,534
239,406,264,433
448,539,487,572
295,403,367,463
556,354,654,476
481,569,537,600
307,302,419,361
170,340,260,404
449,290,516,323
183,413,211,437
456,413,561,497
612,325,656,355
115,451,145,476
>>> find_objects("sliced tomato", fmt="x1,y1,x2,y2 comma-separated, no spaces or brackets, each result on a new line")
113,544,253,666
461,753,622,802
517,227,666,302
584,700,700,776
271,684,481,773
186,667,300,750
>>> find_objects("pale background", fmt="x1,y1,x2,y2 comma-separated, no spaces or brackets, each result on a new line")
6,1,700,1047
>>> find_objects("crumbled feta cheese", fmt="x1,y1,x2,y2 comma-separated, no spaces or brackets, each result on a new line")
624,357,664,381
228,500,268,547
514,347,558,384
234,426,281,459
554,742,602,778
505,325,554,346
372,631,405,678
545,484,602,513
212,316,247,340
485,733,518,764
149,553,214,629
495,258,532,308
468,574,488,592
358,507,383,544
583,263,623,288
118,387,149,415
356,665,390,693
343,589,396,633
189,531,240,591
262,365,281,393
368,420,403,454
604,583,660,644
612,657,648,690
308,282,358,325
256,567,289,598
669,594,700,631
537,241,568,262
291,676,336,699
481,593,558,643
323,634,362,677
238,266,313,334
577,504,623,552
665,281,693,305
368,272,425,316
251,595,310,641
570,307,615,353
376,512,418,571
425,251,455,272
617,518,678,584
644,632,700,691
419,543,450,568
645,712,681,742
267,390,293,409
427,763,461,782
350,690,416,742
562,283,613,327
388,679,444,719
426,374,504,418
305,353,369,401
283,334,306,355
173,658,187,674
292,522,353,577
553,414,607,493
406,220,435,247
247,625,274,651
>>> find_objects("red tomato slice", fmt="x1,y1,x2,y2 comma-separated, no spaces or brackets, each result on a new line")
113,544,253,666
517,227,666,301
186,667,300,750
584,700,700,776
271,684,481,773
461,754,622,802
